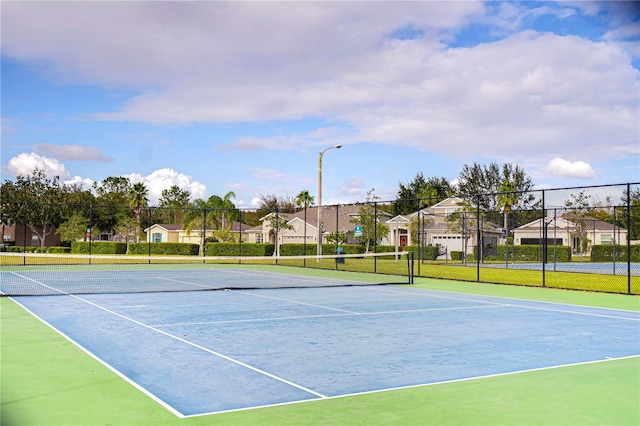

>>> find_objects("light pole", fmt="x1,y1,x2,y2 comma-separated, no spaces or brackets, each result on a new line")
317,143,342,261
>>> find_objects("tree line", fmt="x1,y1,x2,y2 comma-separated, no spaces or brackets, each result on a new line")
1,163,638,247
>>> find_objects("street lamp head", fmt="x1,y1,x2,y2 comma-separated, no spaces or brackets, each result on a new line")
335,143,342,149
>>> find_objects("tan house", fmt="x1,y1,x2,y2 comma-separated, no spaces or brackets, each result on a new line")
249,205,393,251
513,216,628,255
385,197,502,259
144,221,250,244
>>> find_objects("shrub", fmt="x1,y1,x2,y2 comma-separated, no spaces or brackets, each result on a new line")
128,243,199,255
591,245,640,262
450,251,464,261
205,243,275,257
47,246,71,254
477,245,571,262
71,242,127,254
404,245,439,261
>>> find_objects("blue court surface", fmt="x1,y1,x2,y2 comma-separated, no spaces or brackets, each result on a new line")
13,284,640,417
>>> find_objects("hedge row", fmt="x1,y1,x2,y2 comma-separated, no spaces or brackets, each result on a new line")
71,242,127,254
404,245,439,261
591,245,640,262
478,245,572,262
205,243,276,257
5,246,70,253
128,243,199,256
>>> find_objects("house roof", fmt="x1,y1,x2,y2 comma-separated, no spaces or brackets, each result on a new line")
261,205,393,233
144,223,182,232
514,216,624,232
144,221,250,233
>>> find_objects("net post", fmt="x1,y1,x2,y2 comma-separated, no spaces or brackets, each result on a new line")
408,250,414,284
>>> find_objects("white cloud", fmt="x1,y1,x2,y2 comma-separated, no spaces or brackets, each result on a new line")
34,143,113,162
547,158,595,179
2,2,638,185
6,152,71,179
123,168,207,205
63,175,95,190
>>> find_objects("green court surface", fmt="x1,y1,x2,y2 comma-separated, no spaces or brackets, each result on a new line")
2,278,639,426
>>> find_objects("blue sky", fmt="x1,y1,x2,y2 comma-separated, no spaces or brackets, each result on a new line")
1,1,639,207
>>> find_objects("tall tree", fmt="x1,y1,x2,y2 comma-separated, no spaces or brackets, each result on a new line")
208,191,237,229
92,176,132,238
256,194,296,218
128,182,149,243
395,173,452,215
496,179,518,231
457,162,536,212
183,192,238,245
295,190,315,210
158,185,191,224
0,169,69,247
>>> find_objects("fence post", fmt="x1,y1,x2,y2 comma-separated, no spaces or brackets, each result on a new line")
476,195,480,282
542,189,547,287
626,183,631,294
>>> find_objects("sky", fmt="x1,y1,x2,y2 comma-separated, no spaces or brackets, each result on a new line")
1,1,639,208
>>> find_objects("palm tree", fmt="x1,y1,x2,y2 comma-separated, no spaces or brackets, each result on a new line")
295,190,315,256
209,191,237,229
417,184,438,209
183,192,238,249
128,182,149,243
496,179,518,264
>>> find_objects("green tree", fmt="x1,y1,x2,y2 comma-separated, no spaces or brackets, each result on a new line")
56,213,89,243
92,176,132,238
457,162,535,212
157,185,191,224
326,231,347,245
129,182,149,243
0,169,69,247
351,190,389,252
395,173,452,215
208,191,237,230
295,190,315,210
183,192,238,247
564,191,594,260
625,187,640,241
496,179,519,264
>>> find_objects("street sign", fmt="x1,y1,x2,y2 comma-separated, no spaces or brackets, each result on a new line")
354,225,363,237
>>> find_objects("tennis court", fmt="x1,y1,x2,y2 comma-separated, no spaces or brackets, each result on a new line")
4,261,639,419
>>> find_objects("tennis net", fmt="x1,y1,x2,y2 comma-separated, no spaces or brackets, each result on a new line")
0,251,414,296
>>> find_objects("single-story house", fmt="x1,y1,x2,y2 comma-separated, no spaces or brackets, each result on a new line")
385,197,503,259
513,216,628,255
249,205,393,250
144,221,250,244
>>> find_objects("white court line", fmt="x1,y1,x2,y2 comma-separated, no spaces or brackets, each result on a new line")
9,272,69,295
217,268,372,286
8,275,328,413
182,354,640,418
153,304,503,328
373,286,640,321
233,289,360,314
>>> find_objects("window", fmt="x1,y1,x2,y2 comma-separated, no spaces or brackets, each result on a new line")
256,233,264,243
152,233,162,243
3,233,10,242
601,234,612,245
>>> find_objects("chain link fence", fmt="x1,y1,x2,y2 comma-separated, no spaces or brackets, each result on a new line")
2,183,638,294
